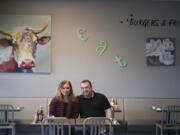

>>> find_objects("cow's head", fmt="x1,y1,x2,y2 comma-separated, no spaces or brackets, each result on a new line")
0,24,51,72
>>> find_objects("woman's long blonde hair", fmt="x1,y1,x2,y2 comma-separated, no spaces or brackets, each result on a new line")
55,80,76,102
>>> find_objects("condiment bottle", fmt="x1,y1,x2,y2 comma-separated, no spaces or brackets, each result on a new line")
38,106,44,121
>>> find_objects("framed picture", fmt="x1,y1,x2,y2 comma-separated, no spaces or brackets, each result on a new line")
146,38,175,66
0,15,51,73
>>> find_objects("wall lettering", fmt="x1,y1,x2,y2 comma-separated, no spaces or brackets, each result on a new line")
120,14,180,28
77,27,128,68
114,56,127,67
77,27,88,41
96,40,107,56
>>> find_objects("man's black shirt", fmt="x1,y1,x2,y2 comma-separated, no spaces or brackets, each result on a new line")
78,92,111,118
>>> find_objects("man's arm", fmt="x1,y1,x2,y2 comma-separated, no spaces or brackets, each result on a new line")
105,107,112,119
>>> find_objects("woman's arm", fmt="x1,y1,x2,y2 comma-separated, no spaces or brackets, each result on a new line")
49,97,57,116
72,98,80,118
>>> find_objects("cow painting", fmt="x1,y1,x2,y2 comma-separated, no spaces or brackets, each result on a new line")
0,24,51,73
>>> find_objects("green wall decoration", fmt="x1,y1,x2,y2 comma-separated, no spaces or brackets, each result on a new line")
114,56,127,67
77,27,127,68
77,27,88,41
96,40,107,56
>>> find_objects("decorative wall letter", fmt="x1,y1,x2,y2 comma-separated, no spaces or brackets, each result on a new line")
96,40,107,56
77,27,88,41
76,27,128,69
114,56,127,67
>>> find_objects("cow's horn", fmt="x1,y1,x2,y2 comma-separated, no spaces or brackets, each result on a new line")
34,24,48,34
0,30,13,39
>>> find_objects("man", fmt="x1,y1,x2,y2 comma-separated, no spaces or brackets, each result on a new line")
78,80,112,119
76,80,112,135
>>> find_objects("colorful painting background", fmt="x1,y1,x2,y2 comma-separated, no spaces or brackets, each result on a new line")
0,15,51,73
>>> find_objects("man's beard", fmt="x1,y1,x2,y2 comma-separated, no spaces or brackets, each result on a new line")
83,91,92,98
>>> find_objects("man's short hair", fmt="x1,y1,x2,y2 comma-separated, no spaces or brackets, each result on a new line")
81,80,92,87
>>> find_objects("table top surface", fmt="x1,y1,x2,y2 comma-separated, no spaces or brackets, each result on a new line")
152,106,180,112
113,109,122,112
0,107,24,112
17,118,120,126
152,106,162,112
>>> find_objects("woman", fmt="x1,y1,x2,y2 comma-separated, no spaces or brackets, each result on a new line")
49,80,79,118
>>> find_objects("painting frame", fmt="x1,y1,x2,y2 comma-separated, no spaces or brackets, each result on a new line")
146,38,175,66
0,15,51,73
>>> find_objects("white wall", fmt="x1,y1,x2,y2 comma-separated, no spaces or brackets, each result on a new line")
0,0,180,98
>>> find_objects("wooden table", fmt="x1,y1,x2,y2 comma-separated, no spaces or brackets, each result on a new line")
31,118,76,125
30,118,120,126
15,118,122,135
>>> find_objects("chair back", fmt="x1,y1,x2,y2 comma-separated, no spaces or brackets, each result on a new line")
161,105,180,126
41,117,71,135
83,117,113,135
0,104,14,124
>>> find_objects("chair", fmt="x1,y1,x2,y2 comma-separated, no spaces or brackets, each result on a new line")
83,117,113,135
156,105,180,135
0,104,15,135
41,117,71,135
